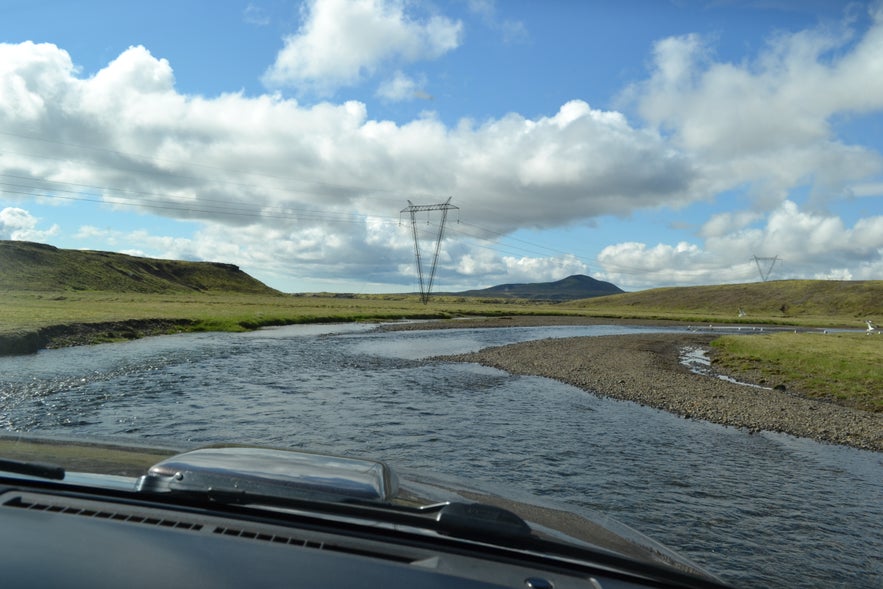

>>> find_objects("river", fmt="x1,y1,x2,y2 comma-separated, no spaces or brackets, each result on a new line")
1,323,881,588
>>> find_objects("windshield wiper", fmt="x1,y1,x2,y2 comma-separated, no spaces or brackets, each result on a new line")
155,488,730,588
162,485,533,542
0,458,65,480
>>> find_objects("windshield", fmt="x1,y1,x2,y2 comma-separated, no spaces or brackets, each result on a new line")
2,3,882,589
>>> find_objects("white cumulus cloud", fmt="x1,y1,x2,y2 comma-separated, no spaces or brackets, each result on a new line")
626,6,883,209
0,207,59,241
376,70,429,101
600,201,883,290
262,0,462,95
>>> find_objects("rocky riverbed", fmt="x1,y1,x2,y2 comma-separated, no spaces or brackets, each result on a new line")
383,317,883,452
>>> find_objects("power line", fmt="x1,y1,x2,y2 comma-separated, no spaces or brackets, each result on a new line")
456,220,578,259
2,170,669,280
2,132,669,279
446,223,593,265
2,131,621,272
2,169,603,271
2,171,590,267
0,130,403,198
0,173,399,226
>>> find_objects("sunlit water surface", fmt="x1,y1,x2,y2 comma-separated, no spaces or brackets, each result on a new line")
1,323,880,588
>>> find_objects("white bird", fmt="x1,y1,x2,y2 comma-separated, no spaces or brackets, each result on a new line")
867,320,878,335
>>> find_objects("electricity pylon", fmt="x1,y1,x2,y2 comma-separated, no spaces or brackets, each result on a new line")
753,255,781,282
401,197,458,304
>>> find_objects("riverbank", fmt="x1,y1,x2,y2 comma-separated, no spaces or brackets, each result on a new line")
382,317,883,452
6,314,880,450
0,319,194,355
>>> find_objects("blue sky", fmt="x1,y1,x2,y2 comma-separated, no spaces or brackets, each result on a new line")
2,0,882,293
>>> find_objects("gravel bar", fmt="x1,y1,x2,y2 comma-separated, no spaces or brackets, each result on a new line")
397,318,882,452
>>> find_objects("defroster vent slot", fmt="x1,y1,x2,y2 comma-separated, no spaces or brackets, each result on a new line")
3,494,204,531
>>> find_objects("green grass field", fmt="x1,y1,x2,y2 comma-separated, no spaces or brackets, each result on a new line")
712,332,882,412
0,290,579,337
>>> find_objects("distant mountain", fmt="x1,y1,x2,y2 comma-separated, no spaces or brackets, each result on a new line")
0,240,280,295
453,274,624,301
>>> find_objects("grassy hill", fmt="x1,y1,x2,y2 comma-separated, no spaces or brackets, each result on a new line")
452,274,623,301
0,241,280,295
573,280,883,325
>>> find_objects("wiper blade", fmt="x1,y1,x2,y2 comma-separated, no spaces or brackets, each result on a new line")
163,488,730,588
0,458,65,480
168,485,532,542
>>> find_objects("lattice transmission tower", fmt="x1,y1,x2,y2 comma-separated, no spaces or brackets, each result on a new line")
753,255,781,282
401,197,459,304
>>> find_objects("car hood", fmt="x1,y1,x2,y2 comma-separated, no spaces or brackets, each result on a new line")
0,433,725,585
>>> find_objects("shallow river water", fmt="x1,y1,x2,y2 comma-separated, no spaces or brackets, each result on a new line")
1,323,881,588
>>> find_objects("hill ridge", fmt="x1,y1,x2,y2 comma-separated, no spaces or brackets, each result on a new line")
452,274,624,301
0,240,280,295
575,279,883,319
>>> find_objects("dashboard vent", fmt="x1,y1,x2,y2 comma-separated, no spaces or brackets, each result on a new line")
4,495,204,531
3,493,414,564
214,525,322,547
212,525,413,563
